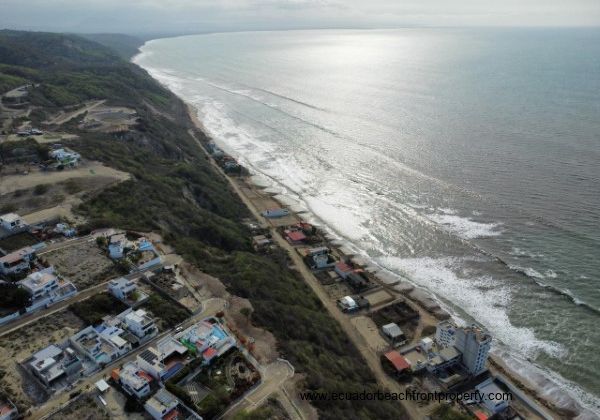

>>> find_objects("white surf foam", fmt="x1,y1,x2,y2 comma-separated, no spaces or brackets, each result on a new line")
426,213,503,239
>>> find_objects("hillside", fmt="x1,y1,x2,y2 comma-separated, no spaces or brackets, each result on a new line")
0,31,405,419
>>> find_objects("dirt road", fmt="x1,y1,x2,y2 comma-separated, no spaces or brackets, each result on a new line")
187,127,423,419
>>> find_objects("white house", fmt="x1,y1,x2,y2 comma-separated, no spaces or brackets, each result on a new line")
0,213,26,232
0,246,35,275
108,277,137,300
70,326,131,366
144,388,179,420
118,362,153,399
124,309,157,340
19,269,59,300
136,337,187,381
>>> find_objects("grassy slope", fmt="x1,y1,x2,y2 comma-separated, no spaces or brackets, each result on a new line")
0,31,406,419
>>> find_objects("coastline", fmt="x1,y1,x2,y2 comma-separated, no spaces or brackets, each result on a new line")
183,103,572,419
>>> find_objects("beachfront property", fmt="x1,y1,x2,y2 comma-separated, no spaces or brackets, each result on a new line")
18,267,77,311
135,336,188,381
301,246,336,270
336,295,369,313
175,318,236,363
475,377,510,414
69,325,132,366
0,246,36,276
113,361,154,399
0,396,17,420
124,309,158,340
144,388,180,420
261,207,290,218
26,344,83,387
435,322,492,376
0,213,27,233
381,322,407,347
382,350,411,376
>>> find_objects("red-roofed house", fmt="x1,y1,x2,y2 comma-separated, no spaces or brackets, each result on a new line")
202,347,218,362
285,230,306,244
382,351,411,375
474,411,488,420
334,262,353,279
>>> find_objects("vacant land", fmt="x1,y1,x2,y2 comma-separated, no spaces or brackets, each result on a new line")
42,239,116,289
1,175,128,216
0,310,85,411
0,162,130,196
47,393,110,420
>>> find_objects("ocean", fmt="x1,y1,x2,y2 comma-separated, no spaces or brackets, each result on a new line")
134,28,600,416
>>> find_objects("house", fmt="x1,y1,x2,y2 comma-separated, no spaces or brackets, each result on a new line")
334,262,353,279
382,350,411,375
27,345,82,386
381,323,407,347
19,268,59,300
304,247,335,269
426,346,461,374
108,277,137,300
252,235,271,251
144,388,180,420
70,326,131,365
261,208,289,218
475,378,510,414
115,362,153,399
176,319,235,363
420,337,434,352
49,148,80,166
284,230,306,244
136,337,187,381
0,246,36,276
0,397,17,420
337,296,359,312
346,271,369,291
0,213,26,232
18,267,77,311
108,234,127,259
124,309,157,340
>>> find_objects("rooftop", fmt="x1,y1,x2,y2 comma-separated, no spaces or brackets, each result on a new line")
384,351,410,372
0,213,21,223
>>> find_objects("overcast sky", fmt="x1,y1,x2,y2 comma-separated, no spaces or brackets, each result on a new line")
1,0,599,35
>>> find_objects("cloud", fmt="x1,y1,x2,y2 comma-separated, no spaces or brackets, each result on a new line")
0,0,598,34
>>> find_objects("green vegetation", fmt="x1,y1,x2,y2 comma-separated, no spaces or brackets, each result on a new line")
70,292,127,325
0,31,406,419
0,283,31,313
143,293,190,329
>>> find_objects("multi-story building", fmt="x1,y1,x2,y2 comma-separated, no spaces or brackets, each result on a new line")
135,337,188,382
116,362,153,399
124,309,157,340
454,324,492,376
70,326,131,365
435,320,457,348
0,246,35,276
27,344,82,386
144,388,179,420
177,319,235,363
108,277,137,300
19,269,59,300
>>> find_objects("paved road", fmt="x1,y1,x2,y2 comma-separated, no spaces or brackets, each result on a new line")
220,359,295,419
